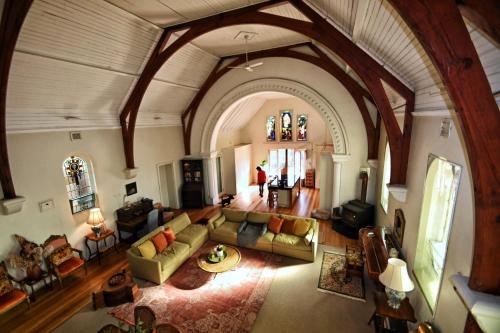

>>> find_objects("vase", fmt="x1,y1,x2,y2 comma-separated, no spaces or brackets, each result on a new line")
27,264,42,280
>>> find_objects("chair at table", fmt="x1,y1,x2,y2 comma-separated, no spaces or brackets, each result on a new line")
134,305,156,333
267,188,278,207
43,234,87,287
156,323,182,333
0,261,30,315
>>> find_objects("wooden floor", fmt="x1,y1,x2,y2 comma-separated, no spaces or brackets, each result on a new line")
0,185,355,333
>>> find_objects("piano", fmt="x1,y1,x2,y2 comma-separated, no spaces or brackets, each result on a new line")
359,227,404,283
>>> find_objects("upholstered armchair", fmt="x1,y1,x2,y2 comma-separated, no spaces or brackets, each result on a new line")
0,261,30,314
43,235,87,287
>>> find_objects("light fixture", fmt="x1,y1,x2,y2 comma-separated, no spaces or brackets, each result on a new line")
379,258,414,309
87,207,105,236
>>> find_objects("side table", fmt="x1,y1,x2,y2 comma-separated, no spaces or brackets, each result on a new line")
85,229,119,265
93,270,140,309
368,291,417,332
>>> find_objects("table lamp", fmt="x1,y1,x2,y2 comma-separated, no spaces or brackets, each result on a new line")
87,207,105,236
379,258,414,309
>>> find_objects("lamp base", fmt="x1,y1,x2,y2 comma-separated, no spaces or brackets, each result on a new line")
91,225,102,237
385,287,406,309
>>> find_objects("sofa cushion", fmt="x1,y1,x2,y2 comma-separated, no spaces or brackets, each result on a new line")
215,221,240,236
247,211,272,224
155,241,190,271
176,224,208,248
268,216,284,234
222,208,247,222
162,228,177,244
293,219,311,237
151,233,168,253
138,240,156,259
213,215,226,229
165,213,191,234
273,233,311,252
304,226,315,246
131,226,165,252
281,219,296,235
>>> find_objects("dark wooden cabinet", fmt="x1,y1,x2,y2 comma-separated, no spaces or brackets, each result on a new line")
181,159,205,208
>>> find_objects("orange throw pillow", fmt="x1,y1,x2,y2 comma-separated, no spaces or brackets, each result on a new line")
268,216,284,234
151,233,168,253
162,228,176,244
281,219,296,235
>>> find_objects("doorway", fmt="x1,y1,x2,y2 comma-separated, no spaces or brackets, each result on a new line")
158,162,178,209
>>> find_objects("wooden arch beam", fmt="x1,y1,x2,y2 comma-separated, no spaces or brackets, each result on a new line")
457,0,500,46
0,0,34,199
388,0,500,330
181,42,379,160
120,0,412,185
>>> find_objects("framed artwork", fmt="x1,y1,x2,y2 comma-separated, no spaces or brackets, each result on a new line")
297,114,307,141
280,110,293,141
266,116,276,141
125,182,138,196
393,208,406,248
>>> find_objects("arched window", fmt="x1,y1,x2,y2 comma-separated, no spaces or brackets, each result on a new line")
62,156,96,214
380,142,391,213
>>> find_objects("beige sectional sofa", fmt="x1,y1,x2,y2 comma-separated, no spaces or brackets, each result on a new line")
127,209,318,284
126,213,208,284
208,208,319,262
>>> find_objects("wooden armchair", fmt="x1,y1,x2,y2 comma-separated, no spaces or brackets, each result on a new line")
43,235,87,287
0,261,30,314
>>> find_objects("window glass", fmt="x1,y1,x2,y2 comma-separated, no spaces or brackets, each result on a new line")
62,156,96,214
269,150,278,177
413,154,461,314
380,142,391,213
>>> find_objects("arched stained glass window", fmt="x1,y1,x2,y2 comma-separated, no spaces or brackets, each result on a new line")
62,156,96,214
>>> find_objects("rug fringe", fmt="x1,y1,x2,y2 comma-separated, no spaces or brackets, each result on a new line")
316,287,366,302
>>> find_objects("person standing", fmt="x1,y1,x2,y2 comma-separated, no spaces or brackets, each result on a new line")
256,166,267,197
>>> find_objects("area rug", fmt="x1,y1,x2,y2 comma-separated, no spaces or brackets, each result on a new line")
317,251,365,302
110,241,282,333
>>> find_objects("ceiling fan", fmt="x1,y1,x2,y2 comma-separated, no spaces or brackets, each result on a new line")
228,32,263,72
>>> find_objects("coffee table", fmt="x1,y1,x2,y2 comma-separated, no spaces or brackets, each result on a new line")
197,245,241,273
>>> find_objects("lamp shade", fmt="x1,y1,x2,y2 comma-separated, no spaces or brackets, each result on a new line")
87,207,104,226
379,258,414,292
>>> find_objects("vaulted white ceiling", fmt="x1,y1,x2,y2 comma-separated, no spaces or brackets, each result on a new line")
5,0,499,132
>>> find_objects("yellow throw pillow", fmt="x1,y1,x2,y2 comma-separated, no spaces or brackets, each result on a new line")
137,240,156,259
293,219,311,237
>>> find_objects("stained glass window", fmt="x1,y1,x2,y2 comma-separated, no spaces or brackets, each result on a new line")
62,156,96,214
297,114,307,141
280,110,292,141
266,116,276,141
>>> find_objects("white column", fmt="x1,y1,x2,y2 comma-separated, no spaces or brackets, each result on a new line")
201,151,219,205
331,154,350,209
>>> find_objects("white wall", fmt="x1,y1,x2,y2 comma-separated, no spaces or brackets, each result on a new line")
0,127,185,257
239,97,333,185
375,116,474,333
234,144,252,193
190,58,370,210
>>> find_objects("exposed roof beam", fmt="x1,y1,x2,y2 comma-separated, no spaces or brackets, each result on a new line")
457,0,500,46
388,3,500,326
181,42,379,158
0,0,34,201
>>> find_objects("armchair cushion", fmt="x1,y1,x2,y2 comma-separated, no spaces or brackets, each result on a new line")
0,289,27,314
0,276,13,297
57,257,85,276
50,244,74,266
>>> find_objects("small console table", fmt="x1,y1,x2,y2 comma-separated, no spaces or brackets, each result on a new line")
368,292,417,332
85,229,118,264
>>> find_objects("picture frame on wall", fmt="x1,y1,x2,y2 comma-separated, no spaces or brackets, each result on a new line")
393,208,406,248
297,114,307,141
280,110,293,141
266,115,276,141
125,182,138,196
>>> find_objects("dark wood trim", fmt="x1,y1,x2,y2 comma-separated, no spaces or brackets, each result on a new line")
457,0,500,46
0,0,34,199
119,2,412,184
389,0,500,304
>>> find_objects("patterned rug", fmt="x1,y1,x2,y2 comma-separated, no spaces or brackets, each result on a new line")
110,241,282,333
317,251,365,302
